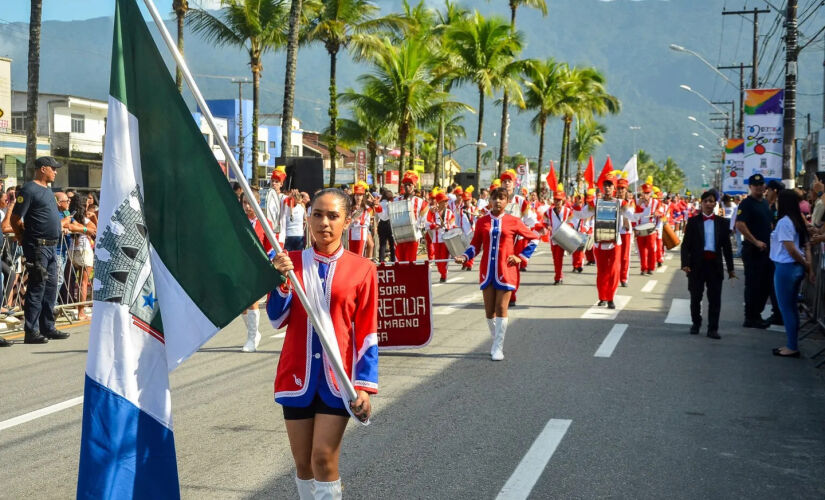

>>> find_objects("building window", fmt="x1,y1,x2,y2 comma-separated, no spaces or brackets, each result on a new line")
269,141,276,149
11,112,27,132
71,113,85,134
202,133,211,146
257,140,266,153
292,145,300,156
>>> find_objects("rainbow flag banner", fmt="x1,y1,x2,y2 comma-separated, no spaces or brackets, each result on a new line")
743,89,783,183
722,139,746,194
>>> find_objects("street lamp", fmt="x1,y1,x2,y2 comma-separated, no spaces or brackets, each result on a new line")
443,141,487,187
629,125,641,156
688,115,724,144
679,85,731,118
669,44,738,90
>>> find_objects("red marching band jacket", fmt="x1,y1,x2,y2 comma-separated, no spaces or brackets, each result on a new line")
267,247,379,407
426,208,456,243
462,213,540,290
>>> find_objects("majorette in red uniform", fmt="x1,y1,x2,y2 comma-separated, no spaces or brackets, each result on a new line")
458,190,539,360
615,172,634,287
542,188,573,284
426,192,456,282
394,170,429,262
633,182,665,275
347,181,374,258
266,166,290,246
575,173,632,308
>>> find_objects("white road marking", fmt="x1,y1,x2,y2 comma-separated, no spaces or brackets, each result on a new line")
664,298,692,324
270,332,286,339
580,295,631,320
432,276,462,287
594,324,628,358
0,396,84,432
768,325,785,332
496,419,572,500
641,280,657,293
665,254,673,261
433,293,478,315
656,265,668,273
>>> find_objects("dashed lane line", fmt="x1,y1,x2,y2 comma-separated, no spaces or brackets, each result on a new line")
594,324,629,358
641,280,657,293
580,295,631,320
664,298,691,324
496,419,573,500
432,276,463,287
0,396,84,432
433,293,479,315
656,265,668,273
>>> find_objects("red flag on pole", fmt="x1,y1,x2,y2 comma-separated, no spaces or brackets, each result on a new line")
596,156,614,191
545,161,557,191
583,156,595,190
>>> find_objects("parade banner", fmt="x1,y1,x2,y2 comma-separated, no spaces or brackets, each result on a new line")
744,89,783,182
376,261,433,349
722,139,746,194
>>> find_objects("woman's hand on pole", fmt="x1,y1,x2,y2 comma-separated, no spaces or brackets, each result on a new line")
350,390,371,422
454,255,467,265
507,255,522,266
272,251,294,274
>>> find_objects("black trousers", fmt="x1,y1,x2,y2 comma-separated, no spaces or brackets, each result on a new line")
741,244,778,321
377,220,395,262
22,242,57,335
688,264,722,330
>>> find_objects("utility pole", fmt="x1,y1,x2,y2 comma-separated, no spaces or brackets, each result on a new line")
712,100,734,136
718,63,752,137
782,0,798,186
722,7,769,87
232,78,252,179
710,116,730,138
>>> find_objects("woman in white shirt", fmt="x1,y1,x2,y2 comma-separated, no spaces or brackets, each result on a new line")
284,190,306,251
769,189,814,358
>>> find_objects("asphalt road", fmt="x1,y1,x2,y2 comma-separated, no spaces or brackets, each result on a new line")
1,247,824,499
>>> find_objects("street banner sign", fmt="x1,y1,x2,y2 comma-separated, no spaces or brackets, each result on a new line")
357,149,367,181
376,261,433,349
744,89,783,183
723,139,746,194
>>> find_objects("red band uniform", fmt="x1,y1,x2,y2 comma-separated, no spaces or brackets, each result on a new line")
426,193,456,281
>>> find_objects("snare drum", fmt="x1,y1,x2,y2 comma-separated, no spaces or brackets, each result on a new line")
594,199,620,243
634,222,656,237
551,224,586,254
443,228,470,257
389,200,421,243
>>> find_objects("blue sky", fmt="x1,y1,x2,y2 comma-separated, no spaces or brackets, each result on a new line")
1,1,223,22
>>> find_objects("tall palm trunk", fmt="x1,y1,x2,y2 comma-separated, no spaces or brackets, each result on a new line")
564,116,573,189
498,3,517,173
558,118,568,184
327,48,339,187
535,116,546,194
408,133,414,172
25,0,42,172
281,0,303,158
251,62,261,185
575,159,583,194
475,86,485,190
436,115,444,187
368,140,377,182
173,0,188,93
398,120,409,180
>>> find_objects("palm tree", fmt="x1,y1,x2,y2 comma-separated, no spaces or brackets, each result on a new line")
172,0,189,93
279,0,314,159
25,0,42,171
306,0,403,186
188,0,287,185
498,0,547,170
522,58,565,193
446,11,523,187
571,118,606,190
335,105,394,182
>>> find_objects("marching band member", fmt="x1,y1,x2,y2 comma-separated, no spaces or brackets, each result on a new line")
454,187,539,360
239,190,275,353
569,193,590,272
268,188,378,500
347,181,374,258
477,186,492,214
615,172,634,287
583,189,597,265
633,180,664,275
266,166,290,246
449,186,463,214
542,185,573,285
426,191,456,282
575,174,632,308
394,170,429,262
457,187,477,270
425,189,438,260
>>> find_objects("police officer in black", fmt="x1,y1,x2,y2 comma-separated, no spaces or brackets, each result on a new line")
10,156,70,344
734,173,776,329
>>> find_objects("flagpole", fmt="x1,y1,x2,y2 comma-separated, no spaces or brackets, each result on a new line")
141,0,358,403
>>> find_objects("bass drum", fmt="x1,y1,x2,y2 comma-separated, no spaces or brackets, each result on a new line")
663,223,680,249
552,223,587,254
443,228,470,258
389,200,420,243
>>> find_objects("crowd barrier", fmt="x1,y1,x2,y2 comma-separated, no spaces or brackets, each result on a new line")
0,232,93,334
800,241,825,368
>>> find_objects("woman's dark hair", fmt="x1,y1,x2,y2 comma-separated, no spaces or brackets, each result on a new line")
776,189,807,247
70,193,87,223
313,188,352,214
490,187,508,200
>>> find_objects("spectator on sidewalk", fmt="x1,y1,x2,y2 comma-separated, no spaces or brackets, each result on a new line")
283,190,306,251
681,190,736,339
771,189,814,358
376,188,395,262
9,157,69,344
68,193,96,322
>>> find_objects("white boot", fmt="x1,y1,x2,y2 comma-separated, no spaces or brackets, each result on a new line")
241,309,261,352
491,317,508,361
295,475,315,500
313,479,342,500
486,318,496,340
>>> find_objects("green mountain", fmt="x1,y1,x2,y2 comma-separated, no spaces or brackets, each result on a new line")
1,0,822,190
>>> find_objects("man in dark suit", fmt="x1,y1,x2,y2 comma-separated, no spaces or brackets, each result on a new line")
681,190,737,339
